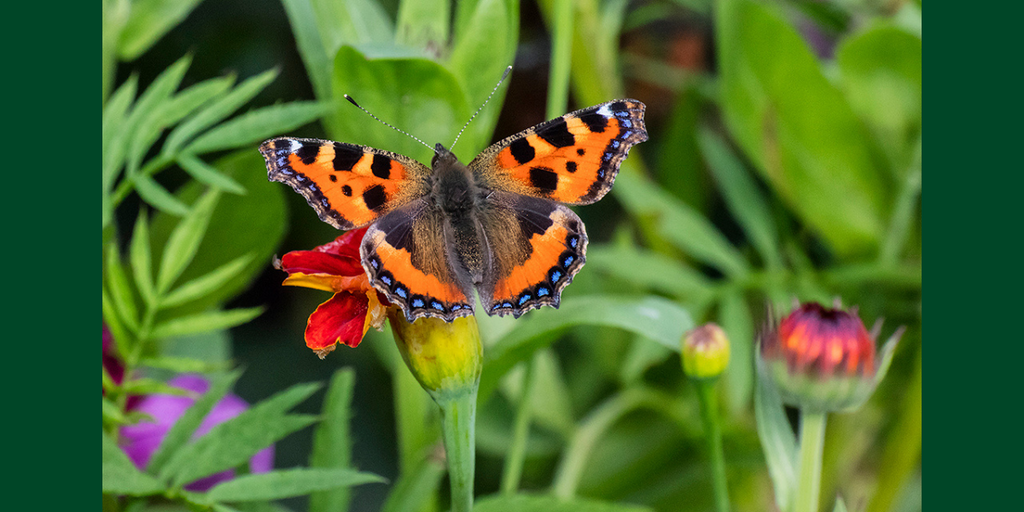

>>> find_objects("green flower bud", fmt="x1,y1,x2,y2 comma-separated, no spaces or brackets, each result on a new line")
682,323,731,381
388,310,483,399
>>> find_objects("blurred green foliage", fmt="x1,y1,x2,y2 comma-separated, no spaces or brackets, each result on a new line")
102,0,921,511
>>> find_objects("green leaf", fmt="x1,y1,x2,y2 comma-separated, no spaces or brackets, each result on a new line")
117,0,205,60
102,288,132,356
121,377,194,397
716,0,887,255
130,210,156,307
473,494,652,512
613,171,749,278
480,296,693,401
147,370,242,475
206,468,385,502
833,495,849,512
395,0,450,49
585,245,715,304
103,74,138,192
719,290,755,414
134,77,234,163
280,0,332,100
102,396,130,426
164,68,280,155
755,358,797,512
446,0,518,153
150,306,264,339
310,0,394,56
177,154,246,194
105,244,139,334
151,150,287,318
697,126,782,268
309,369,356,512
139,355,229,374
160,253,255,308
329,46,469,163
102,432,165,496
157,190,221,293
133,173,190,216
379,453,445,512
185,101,328,155
164,382,323,487
124,55,192,175
837,24,922,176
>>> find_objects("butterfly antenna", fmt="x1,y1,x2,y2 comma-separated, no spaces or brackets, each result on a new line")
450,65,513,151
343,94,434,152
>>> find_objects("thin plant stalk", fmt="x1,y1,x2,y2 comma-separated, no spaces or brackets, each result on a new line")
500,356,539,494
437,387,478,512
795,411,828,512
696,381,731,512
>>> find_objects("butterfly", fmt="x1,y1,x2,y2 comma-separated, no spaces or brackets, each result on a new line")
260,99,647,322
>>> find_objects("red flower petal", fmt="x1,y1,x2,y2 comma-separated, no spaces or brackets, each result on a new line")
280,250,363,277
305,291,370,352
278,227,369,277
315,227,367,259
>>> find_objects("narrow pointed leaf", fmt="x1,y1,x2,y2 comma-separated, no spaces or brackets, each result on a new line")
160,253,255,308
164,382,323,487
140,356,228,374
156,190,220,293
103,75,138,191
134,173,190,216
177,154,246,194
473,494,652,512
755,359,798,512
147,370,243,474
117,0,205,60
150,306,264,339
207,468,385,502
130,210,156,306
480,296,692,400
185,101,327,155
124,56,192,175
309,369,356,512
698,126,781,268
613,172,749,278
103,432,165,496
164,68,280,155
105,244,139,333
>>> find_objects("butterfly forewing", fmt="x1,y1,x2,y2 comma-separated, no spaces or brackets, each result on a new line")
260,137,431,230
468,99,647,205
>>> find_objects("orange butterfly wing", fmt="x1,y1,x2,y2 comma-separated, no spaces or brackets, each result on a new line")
260,138,430,230
468,99,647,205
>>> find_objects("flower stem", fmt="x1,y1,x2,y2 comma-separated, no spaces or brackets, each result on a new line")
696,381,731,512
795,410,828,512
437,387,478,512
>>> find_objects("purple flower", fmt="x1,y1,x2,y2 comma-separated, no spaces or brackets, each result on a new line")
119,374,274,491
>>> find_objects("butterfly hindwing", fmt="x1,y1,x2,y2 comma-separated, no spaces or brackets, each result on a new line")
260,137,431,230
360,199,475,322
468,99,647,205
477,191,588,318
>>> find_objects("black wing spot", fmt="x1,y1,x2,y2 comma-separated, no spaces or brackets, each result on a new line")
538,119,575,148
329,175,338,182
577,148,586,156
579,112,608,133
529,166,559,191
371,154,391,179
297,143,320,165
342,185,352,196
362,185,387,210
565,161,577,173
509,138,536,165
333,143,362,171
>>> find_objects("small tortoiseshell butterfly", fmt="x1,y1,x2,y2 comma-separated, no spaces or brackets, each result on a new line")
260,98,647,322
